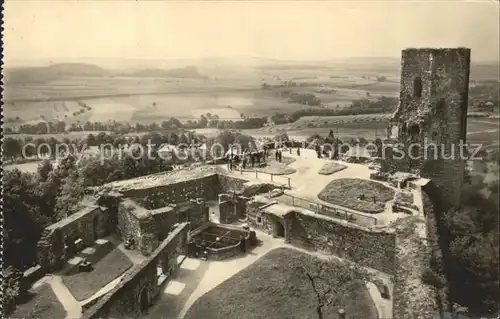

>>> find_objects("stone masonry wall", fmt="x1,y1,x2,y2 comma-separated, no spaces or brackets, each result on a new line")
386,48,470,210
37,205,110,271
117,200,143,246
123,175,219,209
82,223,190,319
217,174,248,193
246,200,275,234
393,216,440,319
219,200,236,224
246,199,396,274
289,211,396,274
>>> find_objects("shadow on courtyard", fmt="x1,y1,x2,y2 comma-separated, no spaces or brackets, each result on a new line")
145,258,211,319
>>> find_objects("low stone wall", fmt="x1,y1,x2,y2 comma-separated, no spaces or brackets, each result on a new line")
22,265,45,289
207,242,243,260
82,222,190,319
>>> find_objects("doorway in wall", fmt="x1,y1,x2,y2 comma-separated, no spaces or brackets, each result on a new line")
275,220,285,238
139,287,149,314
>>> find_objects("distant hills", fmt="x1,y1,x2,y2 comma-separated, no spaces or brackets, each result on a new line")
3,57,498,84
3,63,209,84
124,66,209,79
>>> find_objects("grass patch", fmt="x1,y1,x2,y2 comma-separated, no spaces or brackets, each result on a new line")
245,156,297,175
62,247,133,301
395,191,414,205
184,248,378,319
9,284,66,319
318,178,395,213
318,162,347,175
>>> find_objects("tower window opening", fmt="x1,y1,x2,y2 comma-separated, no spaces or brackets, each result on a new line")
413,77,422,98
408,124,420,136
436,99,445,113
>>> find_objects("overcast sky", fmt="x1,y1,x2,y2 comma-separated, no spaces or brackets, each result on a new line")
3,0,499,64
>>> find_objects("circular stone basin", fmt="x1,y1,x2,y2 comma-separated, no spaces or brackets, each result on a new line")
317,178,395,214
190,225,255,260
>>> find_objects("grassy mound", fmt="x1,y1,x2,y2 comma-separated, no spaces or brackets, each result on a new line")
184,248,378,319
318,178,395,213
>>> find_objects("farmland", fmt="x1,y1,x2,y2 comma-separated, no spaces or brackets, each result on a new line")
2,58,407,129
3,59,498,146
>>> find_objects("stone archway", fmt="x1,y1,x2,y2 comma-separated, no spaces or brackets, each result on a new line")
274,220,285,238
139,287,149,314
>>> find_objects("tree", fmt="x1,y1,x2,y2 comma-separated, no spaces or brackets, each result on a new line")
55,170,85,219
3,170,50,269
37,159,53,182
292,255,371,319
3,137,22,160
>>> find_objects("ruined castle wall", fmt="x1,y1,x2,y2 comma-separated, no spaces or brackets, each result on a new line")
217,174,248,193
392,48,471,209
392,182,447,318
152,211,177,241
246,200,396,274
117,201,143,245
289,211,396,274
219,200,236,224
246,200,275,234
123,174,219,209
37,206,110,270
392,216,441,318
82,223,190,319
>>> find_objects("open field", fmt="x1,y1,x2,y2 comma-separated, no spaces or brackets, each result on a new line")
184,247,378,319
3,67,401,126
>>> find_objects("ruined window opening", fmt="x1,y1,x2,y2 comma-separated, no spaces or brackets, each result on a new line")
413,77,422,98
436,99,445,113
257,216,262,224
408,124,420,136
433,131,438,138
390,125,399,139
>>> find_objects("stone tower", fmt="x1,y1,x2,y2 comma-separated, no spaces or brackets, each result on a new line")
383,48,471,209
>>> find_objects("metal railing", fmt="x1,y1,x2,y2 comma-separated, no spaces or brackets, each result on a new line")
238,167,292,189
277,193,378,227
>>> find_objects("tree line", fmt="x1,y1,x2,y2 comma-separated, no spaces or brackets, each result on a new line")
4,96,398,135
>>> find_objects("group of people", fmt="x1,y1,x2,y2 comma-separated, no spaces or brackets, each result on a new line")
274,148,283,162
227,149,265,170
